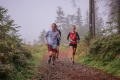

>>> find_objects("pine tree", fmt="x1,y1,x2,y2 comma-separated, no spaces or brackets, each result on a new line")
0,6,21,43
63,15,71,33
55,7,65,30
65,15,71,28
0,6,32,79
61,15,71,44
84,10,89,31
68,14,75,25
33,39,38,46
94,1,104,36
107,0,120,34
97,16,104,36
38,30,46,44
75,8,83,28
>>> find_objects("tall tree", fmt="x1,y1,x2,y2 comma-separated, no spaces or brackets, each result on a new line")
63,15,71,34
75,8,83,28
33,39,38,46
55,7,65,30
0,6,21,43
94,1,104,36
38,30,46,44
65,15,71,28
0,6,32,79
68,14,75,25
97,16,104,36
84,10,89,31
61,15,71,44
107,0,120,34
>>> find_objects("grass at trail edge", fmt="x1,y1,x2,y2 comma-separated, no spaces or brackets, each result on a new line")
75,35,120,78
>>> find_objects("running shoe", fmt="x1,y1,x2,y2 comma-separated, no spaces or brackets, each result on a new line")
47,58,51,64
52,63,55,67
56,58,59,62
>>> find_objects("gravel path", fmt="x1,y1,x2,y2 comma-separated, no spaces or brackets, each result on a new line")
31,50,120,80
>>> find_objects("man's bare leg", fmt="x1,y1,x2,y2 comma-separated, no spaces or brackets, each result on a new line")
51,52,56,66
47,51,53,64
56,46,59,61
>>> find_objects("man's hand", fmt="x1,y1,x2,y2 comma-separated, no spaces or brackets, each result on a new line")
56,31,59,36
45,42,48,45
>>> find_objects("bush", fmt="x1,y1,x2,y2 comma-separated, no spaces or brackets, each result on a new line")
0,6,36,80
89,35,120,61
0,40,32,80
76,35,120,78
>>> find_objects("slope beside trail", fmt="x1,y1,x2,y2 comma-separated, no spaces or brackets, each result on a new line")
31,50,120,80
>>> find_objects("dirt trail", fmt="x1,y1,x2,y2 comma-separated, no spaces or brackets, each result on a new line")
31,50,120,80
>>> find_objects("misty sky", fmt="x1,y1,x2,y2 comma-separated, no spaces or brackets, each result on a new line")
0,0,105,43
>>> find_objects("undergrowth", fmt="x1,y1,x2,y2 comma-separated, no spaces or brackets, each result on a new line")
0,44,47,80
76,35,120,78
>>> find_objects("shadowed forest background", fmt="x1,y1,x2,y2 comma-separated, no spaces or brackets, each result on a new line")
0,0,120,80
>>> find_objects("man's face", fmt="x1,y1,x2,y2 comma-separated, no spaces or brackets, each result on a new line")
52,24,56,30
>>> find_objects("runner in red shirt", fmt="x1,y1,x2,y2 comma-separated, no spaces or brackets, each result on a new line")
67,25,80,64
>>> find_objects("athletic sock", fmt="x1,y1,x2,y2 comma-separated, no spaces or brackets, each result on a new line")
73,53,75,55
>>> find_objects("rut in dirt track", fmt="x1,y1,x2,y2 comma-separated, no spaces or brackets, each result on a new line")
31,50,120,80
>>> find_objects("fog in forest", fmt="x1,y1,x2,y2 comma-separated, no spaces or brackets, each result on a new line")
0,0,105,44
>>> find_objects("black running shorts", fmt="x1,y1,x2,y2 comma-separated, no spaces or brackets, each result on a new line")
69,44,77,48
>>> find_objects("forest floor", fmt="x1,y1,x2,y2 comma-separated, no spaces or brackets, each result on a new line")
31,50,120,80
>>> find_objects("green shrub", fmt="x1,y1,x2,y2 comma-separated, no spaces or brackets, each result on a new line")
89,35,120,60
0,6,40,80
76,35,120,78
0,40,32,80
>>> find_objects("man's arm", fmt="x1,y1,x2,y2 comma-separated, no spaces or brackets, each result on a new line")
56,31,61,40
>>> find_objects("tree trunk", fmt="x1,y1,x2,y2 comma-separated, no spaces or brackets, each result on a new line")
89,0,93,38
